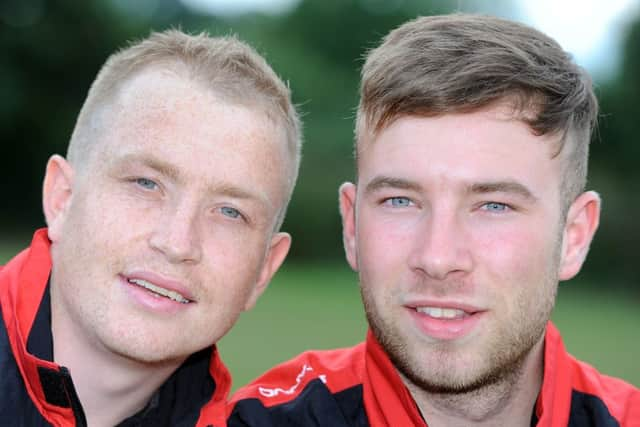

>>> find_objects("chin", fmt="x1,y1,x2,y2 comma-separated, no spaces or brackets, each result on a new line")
112,344,191,366
401,357,522,395
389,332,538,397
100,330,197,365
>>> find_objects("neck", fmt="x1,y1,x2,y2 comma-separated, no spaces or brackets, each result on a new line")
405,338,545,427
51,304,184,426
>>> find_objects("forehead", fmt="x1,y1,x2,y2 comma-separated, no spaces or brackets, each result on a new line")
89,68,289,209
358,107,564,191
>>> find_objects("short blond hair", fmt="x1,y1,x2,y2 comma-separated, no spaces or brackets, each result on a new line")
68,29,301,228
357,14,598,208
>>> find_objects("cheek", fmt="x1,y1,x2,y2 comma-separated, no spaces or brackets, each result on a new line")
474,221,558,284
356,213,414,300
72,184,153,234
358,209,418,255
201,231,265,291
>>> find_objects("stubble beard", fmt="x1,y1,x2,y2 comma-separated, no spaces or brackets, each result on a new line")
360,245,560,403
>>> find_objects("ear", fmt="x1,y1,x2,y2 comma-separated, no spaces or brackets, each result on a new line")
243,231,291,311
42,155,75,243
339,182,359,271
558,191,601,281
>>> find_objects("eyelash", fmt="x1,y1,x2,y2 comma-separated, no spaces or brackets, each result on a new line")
480,201,512,213
132,177,159,191
125,176,250,225
382,196,414,208
219,206,244,220
379,196,513,213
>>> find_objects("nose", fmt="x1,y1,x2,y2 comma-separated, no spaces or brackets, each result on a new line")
149,200,202,264
408,209,473,281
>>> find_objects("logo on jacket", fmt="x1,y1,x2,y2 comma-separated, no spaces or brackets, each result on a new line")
258,364,327,398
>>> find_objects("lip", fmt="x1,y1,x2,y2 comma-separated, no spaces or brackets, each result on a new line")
119,271,196,313
404,300,486,341
405,299,483,314
125,270,195,301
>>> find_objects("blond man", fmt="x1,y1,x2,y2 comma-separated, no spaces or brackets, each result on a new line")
228,14,639,427
0,29,300,426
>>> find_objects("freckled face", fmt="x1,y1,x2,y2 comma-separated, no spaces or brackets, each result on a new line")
48,69,290,364
341,108,565,392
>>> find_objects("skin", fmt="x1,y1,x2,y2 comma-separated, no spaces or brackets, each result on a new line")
340,106,600,426
42,68,292,426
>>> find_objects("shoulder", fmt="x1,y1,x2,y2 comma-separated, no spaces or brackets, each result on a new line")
567,354,640,426
232,343,366,405
228,343,369,427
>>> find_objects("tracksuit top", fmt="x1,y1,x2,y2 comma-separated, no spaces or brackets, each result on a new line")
0,229,231,427
229,324,639,426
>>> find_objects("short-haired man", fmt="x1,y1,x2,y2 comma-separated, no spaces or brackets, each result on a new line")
228,14,639,426
0,29,300,426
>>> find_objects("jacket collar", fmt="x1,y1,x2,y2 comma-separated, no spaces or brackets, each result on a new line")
534,322,572,426
363,330,426,427
363,322,571,427
1,228,232,426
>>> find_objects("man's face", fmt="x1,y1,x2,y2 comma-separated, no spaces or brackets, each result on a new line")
340,106,597,392
45,69,291,364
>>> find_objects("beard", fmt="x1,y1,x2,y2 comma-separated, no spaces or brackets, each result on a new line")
364,297,545,395
360,254,559,396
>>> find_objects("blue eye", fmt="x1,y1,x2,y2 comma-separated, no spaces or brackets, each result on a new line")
386,197,412,207
135,178,157,190
483,202,508,212
220,206,241,219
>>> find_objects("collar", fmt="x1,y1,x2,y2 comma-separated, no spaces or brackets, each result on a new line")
0,229,72,425
363,330,426,427
1,228,232,427
362,322,572,427
534,322,573,426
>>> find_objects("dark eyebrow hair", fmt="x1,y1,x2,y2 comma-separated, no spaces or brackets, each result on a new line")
364,176,422,194
468,181,537,201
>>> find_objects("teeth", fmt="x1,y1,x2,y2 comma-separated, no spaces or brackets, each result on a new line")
128,279,191,304
416,307,466,319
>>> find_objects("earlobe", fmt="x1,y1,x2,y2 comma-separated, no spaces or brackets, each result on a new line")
558,191,601,281
42,155,74,243
243,232,291,311
339,182,358,271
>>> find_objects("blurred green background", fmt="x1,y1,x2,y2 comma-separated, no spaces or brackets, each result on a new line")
1,0,638,388
218,264,640,390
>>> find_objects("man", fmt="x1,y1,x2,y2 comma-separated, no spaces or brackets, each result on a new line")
0,29,301,426
228,14,639,427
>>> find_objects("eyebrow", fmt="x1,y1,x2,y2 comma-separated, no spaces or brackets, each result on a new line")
364,176,423,195
117,153,181,182
364,175,536,202
114,153,273,207
467,181,537,201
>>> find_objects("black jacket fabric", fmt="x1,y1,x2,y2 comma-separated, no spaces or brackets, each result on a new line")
0,229,231,427
229,326,640,426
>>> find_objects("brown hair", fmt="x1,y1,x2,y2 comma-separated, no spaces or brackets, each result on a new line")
68,29,301,228
356,14,598,205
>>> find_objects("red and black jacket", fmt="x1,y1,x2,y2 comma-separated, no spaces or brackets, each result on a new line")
228,324,640,426
0,229,231,427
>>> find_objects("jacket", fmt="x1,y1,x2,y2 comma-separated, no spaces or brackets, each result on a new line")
0,229,231,427
228,324,640,426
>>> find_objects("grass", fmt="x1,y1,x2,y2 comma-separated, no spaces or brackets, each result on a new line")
2,243,638,390
552,283,640,386
219,263,367,390
220,264,640,390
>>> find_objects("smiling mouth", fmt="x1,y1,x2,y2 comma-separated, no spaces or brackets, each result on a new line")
127,278,192,304
415,307,471,319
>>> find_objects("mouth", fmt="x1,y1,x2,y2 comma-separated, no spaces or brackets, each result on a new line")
407,303,485,340
127,278,192,304
415,306,471,320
